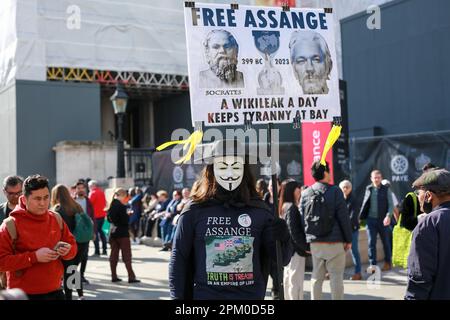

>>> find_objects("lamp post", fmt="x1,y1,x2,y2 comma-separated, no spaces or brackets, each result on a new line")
110,84,129,178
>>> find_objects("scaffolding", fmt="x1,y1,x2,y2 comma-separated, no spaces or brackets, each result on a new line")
47,67,189,96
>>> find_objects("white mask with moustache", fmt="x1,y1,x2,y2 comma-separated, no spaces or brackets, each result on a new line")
213,156,244,192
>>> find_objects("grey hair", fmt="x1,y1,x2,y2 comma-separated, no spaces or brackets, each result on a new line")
3,175,24,190
88,180,98,188
289,30,332,78
339,180,352,189
203,29,239,55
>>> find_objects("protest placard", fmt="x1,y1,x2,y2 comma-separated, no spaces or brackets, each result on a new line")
184,3,340,126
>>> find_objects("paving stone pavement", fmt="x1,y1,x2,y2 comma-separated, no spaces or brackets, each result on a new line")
79,243,407,300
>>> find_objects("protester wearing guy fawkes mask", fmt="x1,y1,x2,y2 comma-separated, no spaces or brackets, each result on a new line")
169,140,292,300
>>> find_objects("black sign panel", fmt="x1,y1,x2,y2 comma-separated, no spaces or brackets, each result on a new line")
351,131,450,205
151,143,303,193
333,80,350,183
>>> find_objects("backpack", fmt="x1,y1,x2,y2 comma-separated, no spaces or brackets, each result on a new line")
0,212,63,289
73,212,94,243
303,185,335,237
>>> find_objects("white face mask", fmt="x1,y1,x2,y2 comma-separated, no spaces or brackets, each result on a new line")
213,156,244,191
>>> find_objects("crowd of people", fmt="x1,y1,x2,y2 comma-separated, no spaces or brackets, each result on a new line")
0,174,195,300
0,158,449,300
258,161,449,301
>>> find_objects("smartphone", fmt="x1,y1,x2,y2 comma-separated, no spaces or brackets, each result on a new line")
53,242,68,251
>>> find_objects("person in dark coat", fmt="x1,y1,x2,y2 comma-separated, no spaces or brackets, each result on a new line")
300,161,352,300
262,177,281,300
339,180,362,281
159,190,181,252
398,192,420,231
280,179,310,300
263,178,281,211
128,187,143,244
106,188,140,284
169,139,291,300
398,163,437,231
256,178,268,200
405,169,450,300
1,176,23,225
74,180,95,285
359,170,395,272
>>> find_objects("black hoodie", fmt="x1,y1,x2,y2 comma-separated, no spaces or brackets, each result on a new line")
169,195,291,300
107,199,130,239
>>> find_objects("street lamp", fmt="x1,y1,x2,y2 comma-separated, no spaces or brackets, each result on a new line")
110,84,129,178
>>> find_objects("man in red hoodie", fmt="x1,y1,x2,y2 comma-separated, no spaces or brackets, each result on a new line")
0,175,77,300
88,180,108,255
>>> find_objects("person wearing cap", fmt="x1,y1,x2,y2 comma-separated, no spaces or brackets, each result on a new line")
405,168,450,300
169,139,292,300
397,163,437,232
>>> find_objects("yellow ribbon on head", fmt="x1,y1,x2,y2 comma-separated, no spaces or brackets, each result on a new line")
320,123,342,166
156,130,203,164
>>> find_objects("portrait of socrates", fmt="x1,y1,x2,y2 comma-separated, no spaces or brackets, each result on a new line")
199,30,245,89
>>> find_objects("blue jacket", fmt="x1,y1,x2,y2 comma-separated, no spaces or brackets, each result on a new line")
405,201,450,300
169,199,291,300
156,199,171,213
128,194,143,224
160,198,181,226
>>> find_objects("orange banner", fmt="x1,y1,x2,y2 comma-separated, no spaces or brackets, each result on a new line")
301,122,335,186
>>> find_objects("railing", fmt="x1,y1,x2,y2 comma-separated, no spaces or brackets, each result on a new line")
124,148,154,187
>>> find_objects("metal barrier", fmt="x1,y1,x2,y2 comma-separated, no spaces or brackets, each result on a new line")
124,148,154,187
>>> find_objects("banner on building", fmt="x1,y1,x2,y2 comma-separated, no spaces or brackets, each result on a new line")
184,3,340,126
300,81,348,186
351,131,450,206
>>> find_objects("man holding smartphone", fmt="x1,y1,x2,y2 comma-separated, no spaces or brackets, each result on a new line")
0,175,77,300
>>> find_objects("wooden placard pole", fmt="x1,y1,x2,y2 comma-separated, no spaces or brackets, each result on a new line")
268,122,284,300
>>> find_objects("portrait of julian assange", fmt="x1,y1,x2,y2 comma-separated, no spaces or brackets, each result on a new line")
289,31,333,95
199,29,245,89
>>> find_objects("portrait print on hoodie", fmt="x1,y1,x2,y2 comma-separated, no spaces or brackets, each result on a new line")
169,201,278,299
